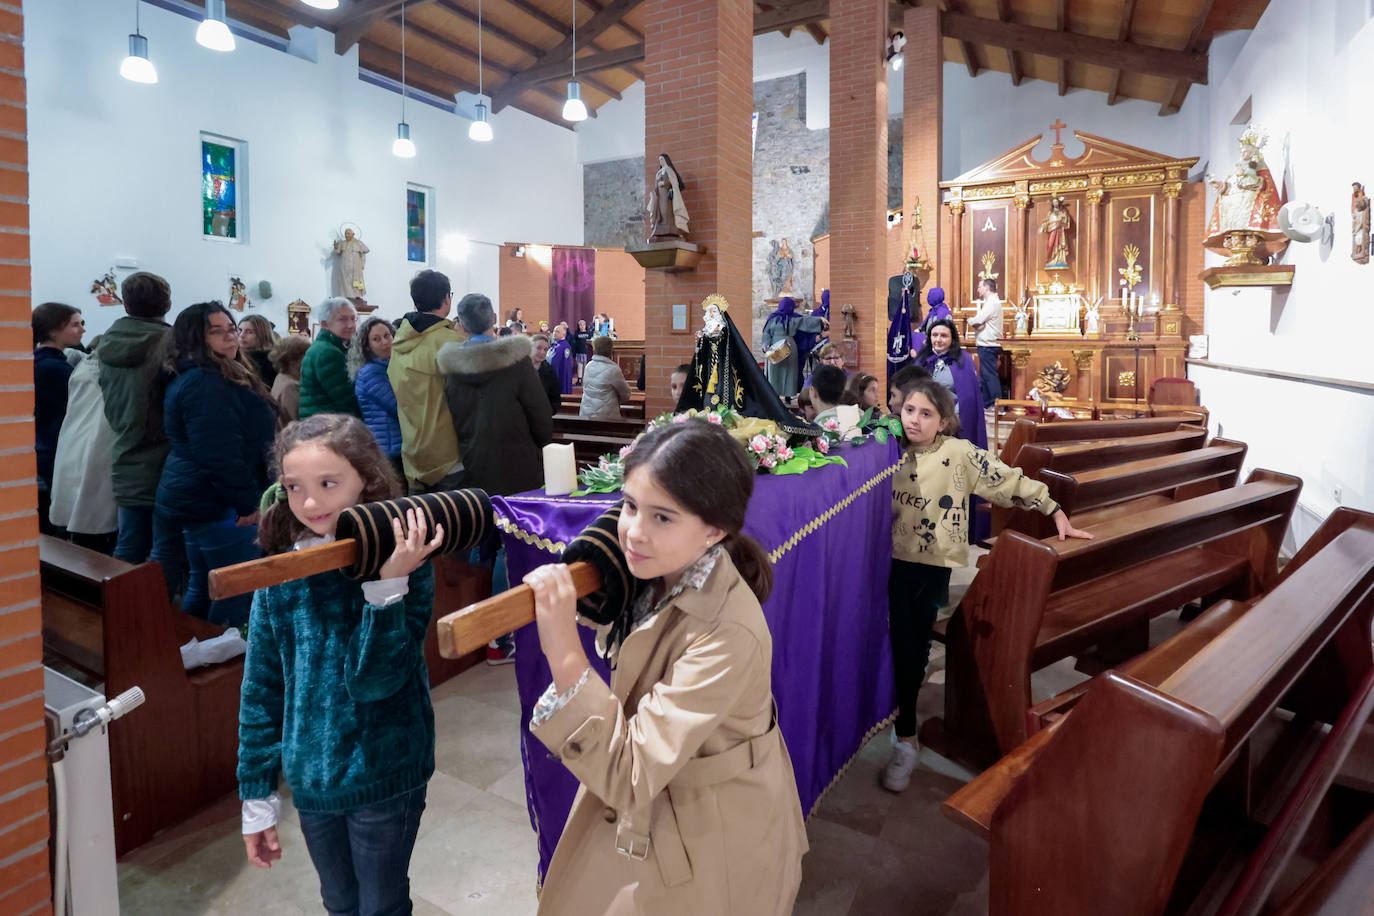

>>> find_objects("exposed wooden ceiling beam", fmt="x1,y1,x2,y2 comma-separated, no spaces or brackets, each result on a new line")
805,22,828,45
1159,0,1217,116
1055,0,1067,96
990,0,1019,85
335,0,441,55
753,0,829,36
941,12,1208,84
501,41,646,86
1106,0,1139,105
491,0,644,112
960,40,979,78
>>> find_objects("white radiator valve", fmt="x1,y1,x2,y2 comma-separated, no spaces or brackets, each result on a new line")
71,687,145,738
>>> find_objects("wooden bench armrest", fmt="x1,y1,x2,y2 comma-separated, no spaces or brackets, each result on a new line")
943,720,1062,838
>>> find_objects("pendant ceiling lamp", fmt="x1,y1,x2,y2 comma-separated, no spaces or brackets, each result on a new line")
120,0,158,84
469,0,493,141
299,0,340,9
393,1,416,157
196,0,236,52
562,0,587,122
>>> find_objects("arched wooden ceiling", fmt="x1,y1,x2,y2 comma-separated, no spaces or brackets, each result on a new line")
208,0,1272,127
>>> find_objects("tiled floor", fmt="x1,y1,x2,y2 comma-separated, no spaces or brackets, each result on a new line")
116,554,1068,916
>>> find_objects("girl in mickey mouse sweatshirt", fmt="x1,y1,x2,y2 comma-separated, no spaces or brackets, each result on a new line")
882,376,1092,793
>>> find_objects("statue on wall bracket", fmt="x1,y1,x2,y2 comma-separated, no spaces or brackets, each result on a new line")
1353,182,1370,265
646,153,690,241
1204,126,1287,267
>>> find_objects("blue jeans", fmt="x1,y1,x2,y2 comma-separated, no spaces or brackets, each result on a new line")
977,346,1004,405
114,505,187,599
298,786,427,916
181,511,260,627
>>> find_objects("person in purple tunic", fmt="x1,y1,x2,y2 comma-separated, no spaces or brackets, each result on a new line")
914,317,989,541
794,288,829,392
548,325,575,395
910,285,954,356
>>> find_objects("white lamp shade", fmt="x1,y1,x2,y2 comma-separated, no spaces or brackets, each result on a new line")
562,80,588,122
195,18,235,52
890,52,903,71
120,34,157,83
300,0,340,8
468,102,493,141
393,121,416,158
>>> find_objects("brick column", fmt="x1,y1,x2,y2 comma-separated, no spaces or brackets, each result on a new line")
903,5,941,295
829,0,889,372
641,0,753,417
0,5,49,914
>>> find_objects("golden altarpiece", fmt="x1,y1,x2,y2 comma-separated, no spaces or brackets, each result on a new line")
941,124,1199,405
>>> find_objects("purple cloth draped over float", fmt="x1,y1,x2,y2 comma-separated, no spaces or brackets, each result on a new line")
548,338,574,394
549,248,595,331
494,438,900,880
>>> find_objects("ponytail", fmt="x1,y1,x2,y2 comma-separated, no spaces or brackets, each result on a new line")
722,532,772,603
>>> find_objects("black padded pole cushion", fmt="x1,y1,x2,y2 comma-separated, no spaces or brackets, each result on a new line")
561,502,641,628
335,489,492,579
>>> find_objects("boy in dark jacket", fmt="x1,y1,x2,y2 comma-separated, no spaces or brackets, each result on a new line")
98,272,184,592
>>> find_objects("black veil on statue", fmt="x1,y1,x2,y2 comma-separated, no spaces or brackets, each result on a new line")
674,294,821,438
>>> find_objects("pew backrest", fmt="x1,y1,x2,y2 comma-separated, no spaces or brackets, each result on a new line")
999,415,1193,465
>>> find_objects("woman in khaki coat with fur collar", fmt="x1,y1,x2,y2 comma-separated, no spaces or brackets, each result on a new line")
524,420,807,916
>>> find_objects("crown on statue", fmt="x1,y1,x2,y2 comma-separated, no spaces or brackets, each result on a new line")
1238,125,1269,155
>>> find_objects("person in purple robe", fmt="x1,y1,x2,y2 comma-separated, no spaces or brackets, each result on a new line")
910,286,953,356
549,326,575,395
914,317,989,541
794,288,829,391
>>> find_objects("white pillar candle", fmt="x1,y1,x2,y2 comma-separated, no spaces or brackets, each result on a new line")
543,442,577,496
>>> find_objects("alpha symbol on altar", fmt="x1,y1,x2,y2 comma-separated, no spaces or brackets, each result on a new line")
980,216,996,232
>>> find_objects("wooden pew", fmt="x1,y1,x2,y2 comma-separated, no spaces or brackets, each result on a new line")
40,537,244,856
998,415,1198,466
551,414,645,467
941,508,1374,916
987,426,1209,537
558,393,647,421
1002,438,1246,539
922,470,1301,764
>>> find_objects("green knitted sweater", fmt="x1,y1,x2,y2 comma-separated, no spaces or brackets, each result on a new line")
236,563,435,813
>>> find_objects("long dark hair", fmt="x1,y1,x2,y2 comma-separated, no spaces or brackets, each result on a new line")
915,317,964,365
32,302,80,346
622,420,772,602
169,302,272,400
896,376,961,440
257,414,403,555
657,153,685,191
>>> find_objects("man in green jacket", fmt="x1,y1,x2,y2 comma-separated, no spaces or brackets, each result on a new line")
299,298,361,418
97,271,184,593
389,270,466,491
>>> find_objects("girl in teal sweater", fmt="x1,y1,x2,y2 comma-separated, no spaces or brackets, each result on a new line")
237,414,443,915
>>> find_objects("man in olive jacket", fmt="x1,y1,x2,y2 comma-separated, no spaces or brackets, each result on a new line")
389,271,466,491
97,271,183,591
299,298,361,418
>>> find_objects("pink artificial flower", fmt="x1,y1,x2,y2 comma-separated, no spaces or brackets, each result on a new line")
618,444,633,459
599,457,611,471
824,418,839,431
760,456,776,469
750,435,768,453
778,448,794,461
815,437,830,454
706,412,723,425
672,414,690,424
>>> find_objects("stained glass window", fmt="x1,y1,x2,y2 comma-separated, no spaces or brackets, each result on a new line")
406,187,427,262
202,140,237,240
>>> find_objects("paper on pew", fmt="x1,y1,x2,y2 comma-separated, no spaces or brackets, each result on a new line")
180,629,247,670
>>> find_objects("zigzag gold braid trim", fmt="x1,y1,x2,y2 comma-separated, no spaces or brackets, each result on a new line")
497,515,567,556
766,460,901,565
534,496,621,506
804,710,897,821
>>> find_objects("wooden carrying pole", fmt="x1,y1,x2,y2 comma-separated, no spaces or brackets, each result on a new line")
437,562,603,658
208,540,359,600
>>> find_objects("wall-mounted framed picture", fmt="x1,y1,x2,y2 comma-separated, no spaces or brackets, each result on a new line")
406,183,433,265
201,132,247,243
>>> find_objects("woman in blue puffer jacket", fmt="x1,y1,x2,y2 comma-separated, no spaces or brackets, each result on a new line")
349,316,404,480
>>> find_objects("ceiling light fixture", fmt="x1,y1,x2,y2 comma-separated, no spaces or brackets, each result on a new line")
562,0,587,122
120,0,158,83
469,0,493,141
299,0,340,9
393,1,416,158
886,31,906,72
196,0,236,52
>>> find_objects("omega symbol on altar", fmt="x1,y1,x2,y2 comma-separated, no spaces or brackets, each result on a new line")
1121,206,1143,223
980,216,997,231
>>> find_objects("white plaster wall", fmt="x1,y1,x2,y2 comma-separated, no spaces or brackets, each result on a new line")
1191,0,1374,525
25,0,584,338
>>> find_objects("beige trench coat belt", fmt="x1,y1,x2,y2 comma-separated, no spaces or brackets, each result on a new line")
614,705,781,863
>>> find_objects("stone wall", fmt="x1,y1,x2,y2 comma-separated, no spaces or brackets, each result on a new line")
583,72,906,353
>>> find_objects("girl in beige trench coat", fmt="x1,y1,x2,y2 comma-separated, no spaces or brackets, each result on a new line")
524,420,808,916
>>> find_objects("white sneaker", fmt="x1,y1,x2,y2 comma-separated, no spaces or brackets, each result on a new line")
882,741,920,792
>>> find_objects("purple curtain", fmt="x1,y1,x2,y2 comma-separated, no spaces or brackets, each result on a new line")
549,248,595,330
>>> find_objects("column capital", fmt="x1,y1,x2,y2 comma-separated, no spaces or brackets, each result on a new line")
1014,194,1031,210
1163,182,1184,199
1070,348,1095,371
1085,188,1104,206
948,198,965,216
1009,347,1033,369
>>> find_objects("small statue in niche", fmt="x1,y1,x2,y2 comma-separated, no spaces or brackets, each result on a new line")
1084,297,1102,336
839,303,856,340
1038,196,1073,270
645,153,689,241
767,238,795,297
1353,182,1370,265
333,226,369,299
